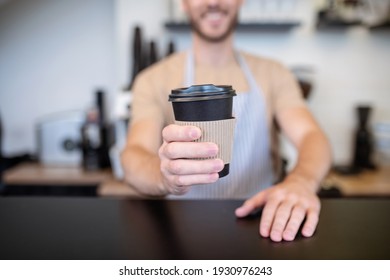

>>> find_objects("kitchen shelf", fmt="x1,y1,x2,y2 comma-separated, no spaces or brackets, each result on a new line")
368,22,390,31
316,11,361,30
316,19,390,32
164,21,301,32
316,19,361,30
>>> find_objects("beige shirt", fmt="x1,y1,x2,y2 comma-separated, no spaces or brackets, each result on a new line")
130,50,306,178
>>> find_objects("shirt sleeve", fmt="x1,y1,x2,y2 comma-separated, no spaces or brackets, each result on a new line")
130,69,165,128
270,61,307,115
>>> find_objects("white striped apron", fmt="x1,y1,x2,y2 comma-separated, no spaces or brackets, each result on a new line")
169,50,274,199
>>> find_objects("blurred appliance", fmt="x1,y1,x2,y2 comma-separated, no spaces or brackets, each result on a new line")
109,92,131,179
353,105,376,170
334,105,376,175
36,110,84,166
80,90,114,171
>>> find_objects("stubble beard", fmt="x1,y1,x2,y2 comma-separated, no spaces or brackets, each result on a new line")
189,14,238,43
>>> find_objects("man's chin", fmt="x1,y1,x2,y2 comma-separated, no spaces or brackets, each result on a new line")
192,26,236,43
196,31,232,43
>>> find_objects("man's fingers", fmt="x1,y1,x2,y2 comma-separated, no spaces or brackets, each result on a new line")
162,125,201,142
259,197,282,238
282,205,306,241
269,201,294,242
301,209,319,237
165,158,224,175
162,142,218,159
167,173,220,187
235,190,268,218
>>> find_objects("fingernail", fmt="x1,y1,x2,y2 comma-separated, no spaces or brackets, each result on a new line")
260,228,269,238
235,207,245,217
283,232,294,241
302,228,314,237
209,173,219,183
271,231,282,242
189,128,200,139
208,144,218,156
214,159,224,172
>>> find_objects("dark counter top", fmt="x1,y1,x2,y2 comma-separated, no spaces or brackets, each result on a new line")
0,197,389,260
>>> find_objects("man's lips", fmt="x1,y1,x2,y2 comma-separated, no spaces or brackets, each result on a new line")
201,7,228,19
201,9,228,26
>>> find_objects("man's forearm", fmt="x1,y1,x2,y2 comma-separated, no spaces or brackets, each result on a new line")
121,146,167,196
285,130,332,193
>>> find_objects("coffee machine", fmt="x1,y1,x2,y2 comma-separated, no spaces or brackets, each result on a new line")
335,105,376,175
353,106,376,170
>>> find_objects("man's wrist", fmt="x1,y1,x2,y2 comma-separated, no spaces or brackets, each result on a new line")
284,172,319,193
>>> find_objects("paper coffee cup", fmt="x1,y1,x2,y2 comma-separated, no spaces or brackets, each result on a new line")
169,84,236,177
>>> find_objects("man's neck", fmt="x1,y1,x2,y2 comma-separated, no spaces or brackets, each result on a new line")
192,34,237,68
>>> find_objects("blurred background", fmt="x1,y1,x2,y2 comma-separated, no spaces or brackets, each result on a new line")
0,0,389,197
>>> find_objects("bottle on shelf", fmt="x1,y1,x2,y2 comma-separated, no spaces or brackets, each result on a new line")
123,26,144,91
81,108,101,171
353,105,376,170
166,40,175,56
0,112,3,160
96,90,112,169
81,90,112,171
0,112,3,179
149,40,158,66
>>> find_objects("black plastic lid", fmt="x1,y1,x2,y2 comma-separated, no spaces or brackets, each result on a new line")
169,84,236,102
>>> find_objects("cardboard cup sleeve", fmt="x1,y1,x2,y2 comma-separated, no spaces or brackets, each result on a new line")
175,118,236,164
